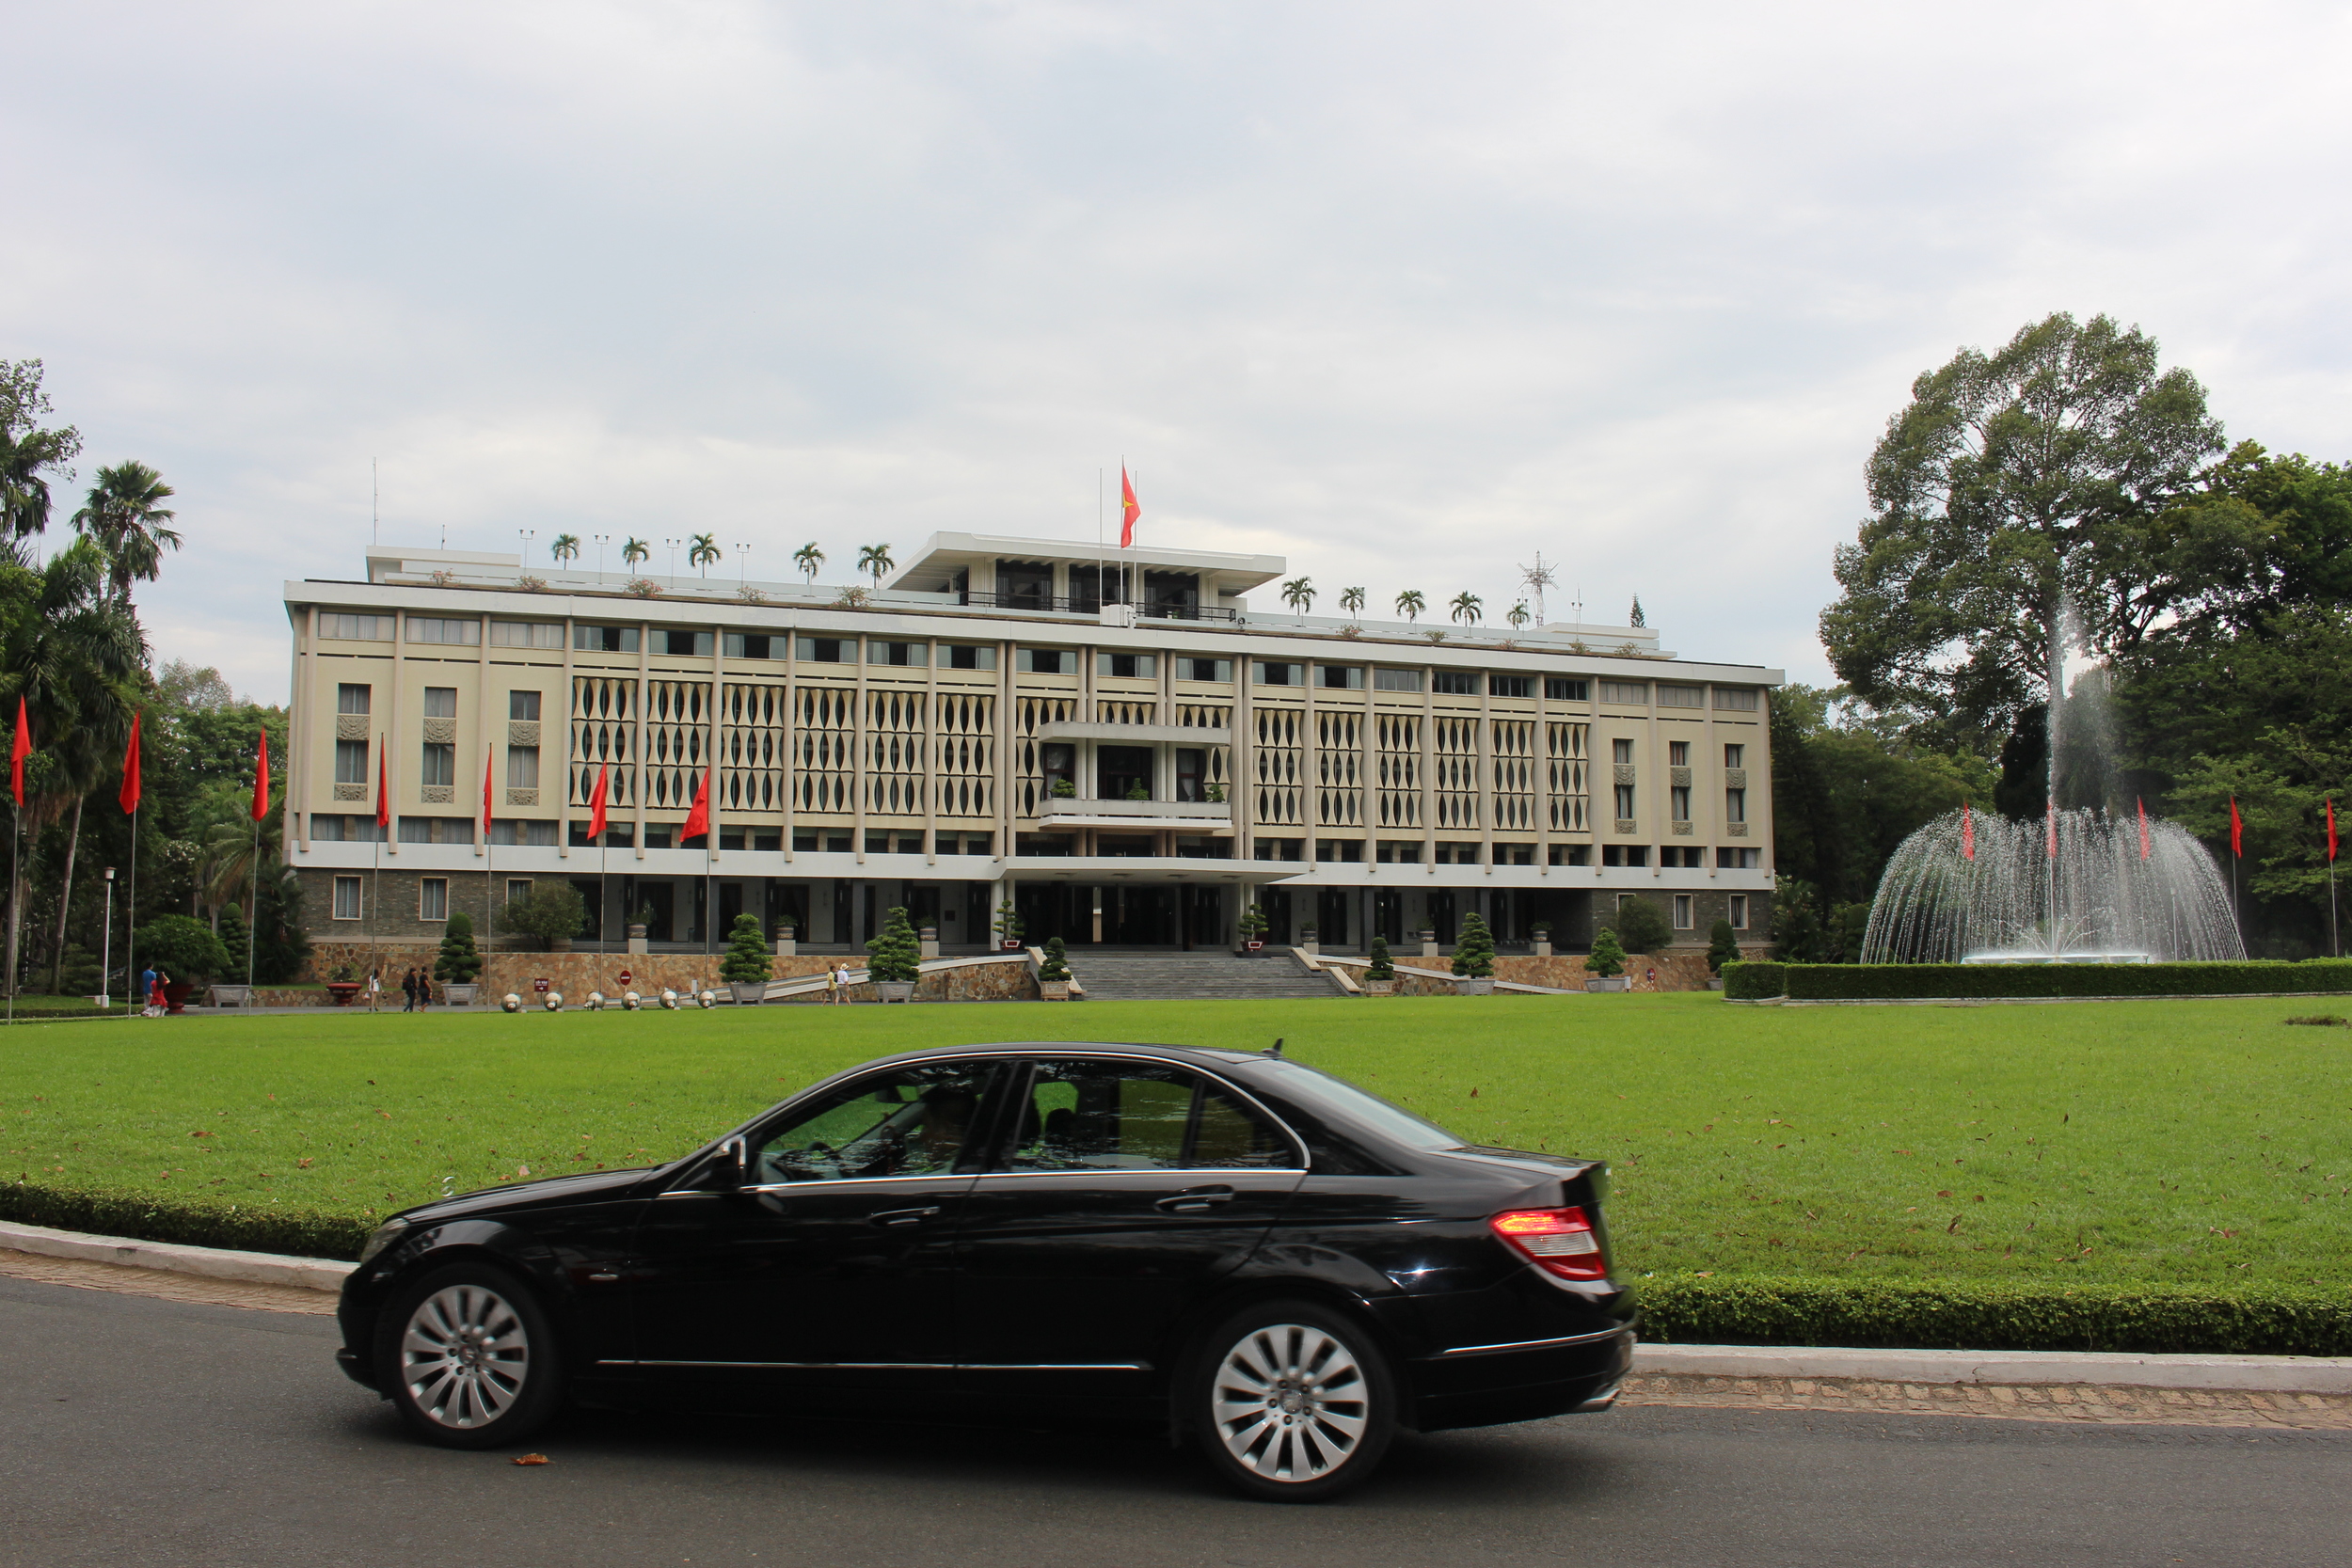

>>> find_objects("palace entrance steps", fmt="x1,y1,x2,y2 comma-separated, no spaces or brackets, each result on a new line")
1066,950,1339,1002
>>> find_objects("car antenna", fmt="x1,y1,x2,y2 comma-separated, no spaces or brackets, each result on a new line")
1264,1037,1284,1058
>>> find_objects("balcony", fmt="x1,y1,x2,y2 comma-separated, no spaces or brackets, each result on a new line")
1038,720,1232,746
1039,797,1233,830
957,591,1238,622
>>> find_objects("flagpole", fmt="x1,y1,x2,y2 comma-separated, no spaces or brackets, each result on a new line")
247,812,259,989
8,804,17,1024
125,803,137,1019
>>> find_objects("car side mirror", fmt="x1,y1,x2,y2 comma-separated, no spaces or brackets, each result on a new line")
708,1135,750,1191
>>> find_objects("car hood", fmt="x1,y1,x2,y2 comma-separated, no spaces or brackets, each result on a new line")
396,1165,659,1226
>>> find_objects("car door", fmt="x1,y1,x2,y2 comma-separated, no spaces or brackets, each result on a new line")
953,1056,1307,1392
627,1057,1007,1399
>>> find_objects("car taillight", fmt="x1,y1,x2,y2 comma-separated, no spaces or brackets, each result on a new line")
1489,1206,1608,1281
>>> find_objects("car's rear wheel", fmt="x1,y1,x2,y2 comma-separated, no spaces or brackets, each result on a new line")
1189,1301,1396,1501
377,1262,562,1449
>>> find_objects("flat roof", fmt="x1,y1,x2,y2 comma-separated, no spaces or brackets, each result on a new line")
883,531,1285,597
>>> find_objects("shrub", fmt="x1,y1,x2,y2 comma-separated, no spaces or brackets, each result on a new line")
865,905,922,984
993,899,1025,946
434,911,483,984
135,914,232,983
1452,912,1495,978
1606,896,1674,957
0,1180,373,1261
719,913,771,985
216,905,250,981
1705,917,1740,974
1366,935,1395,981
497,884,587,950
1037,936,1071,982
1718,959,2352,1002
1587,926,1627,978
1237,904,1269,942
1721,959,1788,1000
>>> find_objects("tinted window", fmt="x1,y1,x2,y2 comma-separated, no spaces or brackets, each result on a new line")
1253,1059,1464,1151
754,1062,1000,1182
1002,1060,1299,1171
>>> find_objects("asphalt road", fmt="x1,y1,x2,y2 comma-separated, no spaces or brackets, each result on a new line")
1,1275,2345,1568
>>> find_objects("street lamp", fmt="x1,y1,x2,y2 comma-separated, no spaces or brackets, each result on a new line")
101,866,116,1008
594,532,610,585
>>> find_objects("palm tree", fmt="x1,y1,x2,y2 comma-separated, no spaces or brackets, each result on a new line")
550,533,580,566
70,462,181,601
1279,577,1315,614
0,361,81,541
621,537,651,571
793,542,825,582
1507,601,1530,629
1450,592,1484,626
856,543,894,587
1341,586,1366,621
689,533,721,576
1395,589,1426,624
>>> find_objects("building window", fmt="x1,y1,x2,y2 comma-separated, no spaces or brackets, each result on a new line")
1724,743,1744,768
334,739,369,784
1670,786,1691,822
332,877,362,920
507,745,540,788
420,743,455,786
489,621,563,648
420,879,449,921
1726,788,1746,823
1728,894,1749,928
507,879,532,904
1662,847,1707,868
336,683,371,714
1251,838,1305,862
1657,684,1703,708
1041,743,1074,796
1373,668,1423,692
1718,847,1760,870
1018,648,1071,674
795,636,851,663
1673,895,1693,929
1495,843,1534,865
315,815,385,843
490,819,558,846
1176,656,1232,683
1547,844,1591,866
1613,738,1634,765
1433,841,1481,864
400,816,473,845
723,632,780,659
1598,681,1647,705
422,687,457,719
1317,665,1363,690
1175,748,1205,801
1488,674,1532,698
1098,652,1156,678
1602,843,1649,868
1614,784,1637,819
1431,671,1477,695
1251,661,1301,687
575,625,642,653
1714,688,1759,711
406,617,480,646
660,629,713,657
944,643,997,671
1669,740,1690,767
1375,840,1423,863
1545,677,1588,702
871,641,927,667
321,613,391,642
509,690,541,721
1314,838,1365,863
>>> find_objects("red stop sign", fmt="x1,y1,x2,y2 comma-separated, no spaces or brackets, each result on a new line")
617,970,634,986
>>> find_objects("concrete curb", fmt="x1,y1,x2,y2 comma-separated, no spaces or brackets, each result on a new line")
0,1221,354,1293
1635,1342,2352,1394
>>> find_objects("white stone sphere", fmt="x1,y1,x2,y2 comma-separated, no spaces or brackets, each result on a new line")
586,991,606,1010
623,990,642,1009
696,990,717,1008
660,989,679,1010
544,991,564,1011
501,993,522,1012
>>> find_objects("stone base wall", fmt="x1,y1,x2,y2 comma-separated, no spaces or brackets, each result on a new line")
1366,945,1769,995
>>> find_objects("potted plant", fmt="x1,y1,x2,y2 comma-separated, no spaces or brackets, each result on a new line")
1237,903,1268,953
1049,776,1076,798
1532,920,1553,958
1452,912,1496,995
1204,782,1227,803
866,905,923,1002
1417,927,1438,957
1124,783,1149,801
1298,923,1319,955
721,912,773,1003
135,915,232,1015
435,911,484,1006
326,962,362,1006
1364,935,1396,995
994,898,1026,951
1705,917,1740,990
1036,936,1073,1000
1586,926,1630,991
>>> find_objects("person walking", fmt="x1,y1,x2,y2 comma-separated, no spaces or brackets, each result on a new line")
824,963,840,1006
400,968,419,1013
834,959,852,1003
416,970,433,1011
138,964,158,1019
366,968,383,1012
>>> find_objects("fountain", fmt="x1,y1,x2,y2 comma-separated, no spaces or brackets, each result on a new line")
1859,595,2246,966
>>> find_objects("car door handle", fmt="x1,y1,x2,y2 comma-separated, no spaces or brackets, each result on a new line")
868,1205,943,1228
1155,1186,1236,1213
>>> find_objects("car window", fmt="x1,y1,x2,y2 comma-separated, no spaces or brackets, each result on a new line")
1252,1058,1464,1150
1002,1060,1300,1172
755,1062,998,1183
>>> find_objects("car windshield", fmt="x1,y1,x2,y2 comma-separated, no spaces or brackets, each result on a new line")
1253,1059,1464,1150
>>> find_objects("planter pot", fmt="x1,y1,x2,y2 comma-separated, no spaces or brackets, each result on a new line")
1585,976,1631,992
325,982,361,1007
1038,979,1071,1001
875,980,917,1004
1364,980,1396,996
1454,977,1496,996
442,983,479,1007
1001,939,1025,952
163,980,198,1015
1243,940,1265,954
730,982,769,1006
1533,940,1553,958
206,984,254,1008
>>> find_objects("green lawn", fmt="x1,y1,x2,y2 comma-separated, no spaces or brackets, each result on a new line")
4,995,2348,1289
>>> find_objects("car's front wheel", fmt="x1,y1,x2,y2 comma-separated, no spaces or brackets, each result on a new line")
376,1262,563,1449
1189,1301,1397,1501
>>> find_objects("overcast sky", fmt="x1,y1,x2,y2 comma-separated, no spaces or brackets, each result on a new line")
8,2,2351,702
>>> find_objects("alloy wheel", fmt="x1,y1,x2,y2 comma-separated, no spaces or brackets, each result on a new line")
1210,1323,1371,1483
400,1283,532,1429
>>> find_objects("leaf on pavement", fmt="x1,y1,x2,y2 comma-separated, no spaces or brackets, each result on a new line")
512,1453,549,1465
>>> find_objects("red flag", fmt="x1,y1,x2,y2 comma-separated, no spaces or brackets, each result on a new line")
482,747,496,832
1120,467,1139,548
118,713,141,815
2229,795,2243,857
9,696,26,809
2330,799,2340,865
375,745,390,830
681,769,710,842
2136,797,2151,861
251,729,271,822
2045,801,2058,861
587,764,610,838
1961,802,1975,862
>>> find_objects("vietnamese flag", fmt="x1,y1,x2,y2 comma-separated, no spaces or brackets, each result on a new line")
2229,795,2243,857
1961,802,1975,861
2330,799,2340,864
118,713,142,815
1120,466,1139,548
681,769,711,843
2136,797,2151,861
374,746,390,831
9,696,27,808
482,747,496,833
250,729,271,822
586,764,610,838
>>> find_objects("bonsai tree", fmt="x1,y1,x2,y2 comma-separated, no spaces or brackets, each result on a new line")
1587,924,1628,977
497,883,588,951
1706,917,1740,975
1049,776,1076,798
1365,935,1395,981
135,914,233,984
1608,896,1674,958
720,912,771,985
1237,903,1269,944
993,898,1025,947
435,911,484,984
1451,912,1496,978
1037,935,1071,982
866,905,923,984
216,905,251,980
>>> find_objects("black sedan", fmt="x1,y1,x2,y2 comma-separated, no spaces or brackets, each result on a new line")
336,1041,1635,1499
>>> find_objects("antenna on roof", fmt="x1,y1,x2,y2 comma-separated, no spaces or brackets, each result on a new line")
1264,1037,1284,1057
372,458,378,546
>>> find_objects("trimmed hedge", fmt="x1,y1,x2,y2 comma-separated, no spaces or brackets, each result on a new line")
1,1180,373,1261
1722,958,2352,1001
1638,1273,2352,1356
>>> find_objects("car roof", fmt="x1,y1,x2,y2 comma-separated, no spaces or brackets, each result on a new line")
855,1040,1272,1070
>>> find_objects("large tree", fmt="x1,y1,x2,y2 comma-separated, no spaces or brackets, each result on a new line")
72,461,181,602
1820,313,2224,753
0,360,82,542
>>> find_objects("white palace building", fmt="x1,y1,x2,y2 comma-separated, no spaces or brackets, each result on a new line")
281,534,1780,958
